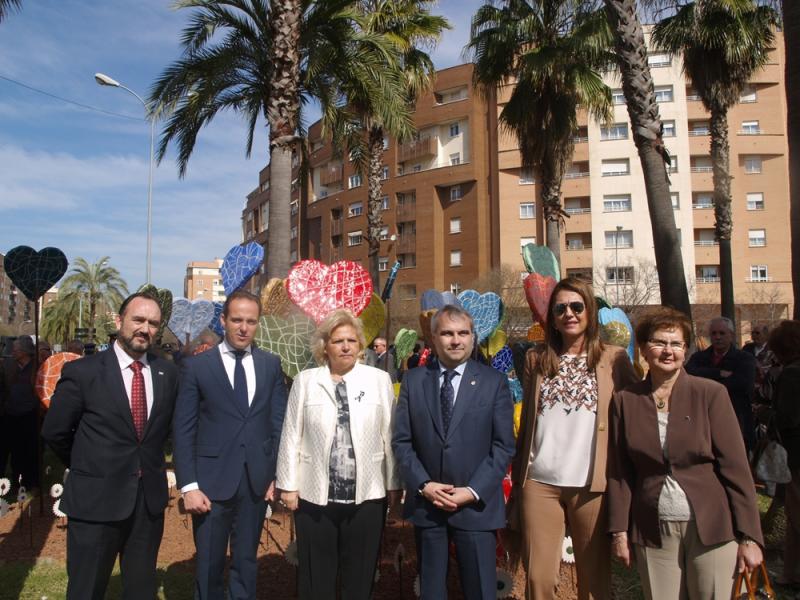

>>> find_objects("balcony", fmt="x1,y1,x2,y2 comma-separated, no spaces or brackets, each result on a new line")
566,243,592,251
694,240,719,246
398,136,437,163
396,202,416,220
320,165,343,186
696,276,720,284
565,207,590,215
330,218,343,236
690,166,713,173
396,233,417,253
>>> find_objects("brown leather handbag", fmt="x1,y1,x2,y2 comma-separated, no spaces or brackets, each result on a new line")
732,564,776,599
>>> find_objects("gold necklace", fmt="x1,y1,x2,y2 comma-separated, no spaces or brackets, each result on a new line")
652,391,669,409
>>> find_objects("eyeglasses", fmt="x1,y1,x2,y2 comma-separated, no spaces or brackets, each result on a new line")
553,301,585,316
648,339,686,351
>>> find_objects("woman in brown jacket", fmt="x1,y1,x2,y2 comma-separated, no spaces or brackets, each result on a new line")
608,307,763,599
509,277,638,599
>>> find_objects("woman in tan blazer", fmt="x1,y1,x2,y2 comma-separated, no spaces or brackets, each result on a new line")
509,277,638,599
608,307,763,600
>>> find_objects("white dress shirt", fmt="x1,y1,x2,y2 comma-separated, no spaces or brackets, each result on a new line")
113,341,154,417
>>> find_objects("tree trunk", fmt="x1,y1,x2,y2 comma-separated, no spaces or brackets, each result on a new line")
604,0,692,318
366,126,386,290
540,176,563,269
266,0,301,280
786,1,800,318
710,106,735,322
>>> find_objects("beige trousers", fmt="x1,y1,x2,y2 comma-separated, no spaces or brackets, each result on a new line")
634,520,738,600
784,469,800,583
520,480,609,600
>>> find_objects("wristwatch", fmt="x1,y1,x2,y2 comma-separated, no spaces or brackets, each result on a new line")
738,535,755,546
418,480,431,496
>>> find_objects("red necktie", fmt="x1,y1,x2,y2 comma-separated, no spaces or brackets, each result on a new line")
130,360,147,439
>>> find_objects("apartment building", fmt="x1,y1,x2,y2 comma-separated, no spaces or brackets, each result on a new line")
241,34,791,331
184,259,226,302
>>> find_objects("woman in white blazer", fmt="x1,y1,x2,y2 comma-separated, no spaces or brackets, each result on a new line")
277,309,400,600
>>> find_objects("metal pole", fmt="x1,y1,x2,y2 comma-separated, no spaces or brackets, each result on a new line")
615,226,621,305
146,114,154,284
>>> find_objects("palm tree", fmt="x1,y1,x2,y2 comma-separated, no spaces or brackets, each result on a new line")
0,0,21,22
59,257,128,330
467,0,614,266
653,0,778,323
785,1,800,317
339,0,449,287
40,292,80,345
151,0,406,280
603,0,692,317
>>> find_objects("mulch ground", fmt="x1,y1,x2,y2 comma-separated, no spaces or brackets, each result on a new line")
0,491,582,599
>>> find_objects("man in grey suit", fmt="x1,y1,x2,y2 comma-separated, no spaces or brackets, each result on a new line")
174,290,288,600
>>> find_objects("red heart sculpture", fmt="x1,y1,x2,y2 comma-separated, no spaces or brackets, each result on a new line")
286,260,373,324
524,272,557,325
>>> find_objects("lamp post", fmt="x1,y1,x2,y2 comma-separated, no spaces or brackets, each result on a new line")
95,73,155,284
614,225,623,305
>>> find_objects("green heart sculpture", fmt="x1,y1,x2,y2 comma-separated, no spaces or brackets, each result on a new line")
394,328,418,369
137,284,173,340
482,328,508,358
254,314,316,378
522,244,560,280
360,294,386,346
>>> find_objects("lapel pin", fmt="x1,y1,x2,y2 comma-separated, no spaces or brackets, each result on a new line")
684,416,690,421
158,371,164,376
470,380,476,386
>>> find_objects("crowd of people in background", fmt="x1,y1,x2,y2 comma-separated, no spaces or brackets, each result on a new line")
0,281,799,599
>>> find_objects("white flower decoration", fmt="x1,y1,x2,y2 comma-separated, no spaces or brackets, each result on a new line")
50,484,64,499
413,575,421,597
0,499,9,518
53,499,67,518
285,540,299,566
496,568,514,598
0,478,10,497
561,536,575,564
393,543,406,573
17,491,28,504
166,470,177,489
265,504,273,520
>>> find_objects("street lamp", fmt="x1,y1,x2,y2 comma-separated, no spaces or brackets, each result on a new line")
614,225,623,305
95,72,155,284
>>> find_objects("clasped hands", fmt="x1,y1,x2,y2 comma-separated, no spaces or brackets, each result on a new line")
182,481,277,515
421,481,475,511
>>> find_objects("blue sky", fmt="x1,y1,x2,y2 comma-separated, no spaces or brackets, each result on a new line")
0,0,481,296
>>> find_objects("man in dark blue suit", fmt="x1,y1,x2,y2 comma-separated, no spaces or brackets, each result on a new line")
174,290,288,600
392,305,515,599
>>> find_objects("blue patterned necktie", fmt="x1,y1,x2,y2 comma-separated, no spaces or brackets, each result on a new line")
441,369,456,434
233,349,249,413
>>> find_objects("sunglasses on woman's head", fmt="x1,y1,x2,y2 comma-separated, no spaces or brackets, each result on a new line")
553,301,585,316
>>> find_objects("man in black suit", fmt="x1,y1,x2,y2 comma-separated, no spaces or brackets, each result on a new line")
174,290,288,600
42,291,178,600
392,305,515,599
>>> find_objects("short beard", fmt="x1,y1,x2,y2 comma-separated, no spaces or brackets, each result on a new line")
118,331,151,356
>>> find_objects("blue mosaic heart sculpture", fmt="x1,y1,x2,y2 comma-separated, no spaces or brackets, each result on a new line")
491,346,514,373
420,290,461,312
168,298,216,343
599,307,634,362
457,290,504,343
4,246,68,302
210,301,225,336
221,242,264,296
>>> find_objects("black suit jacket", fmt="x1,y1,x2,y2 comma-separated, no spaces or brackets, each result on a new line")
42,349,178,521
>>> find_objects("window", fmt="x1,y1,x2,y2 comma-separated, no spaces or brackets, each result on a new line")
519,202,535,219
519,168,535,184
601,159,630,176
654,85,674,102
450,282,462,295
381,166,389,180
290,249,297,262
744,156,762,174
603,194,632,212
291,177,299,192
605,230,633,248
413,164,422,172
686,86,700,101
648,53,671,68
564,197,590,214
611,89,626,105
379,226,390,241
290,226,298,240
378,257,389,271
380,195,390,210
520,236,536,252
662,120,676,137
741,120,760,135
739,85,757,103
450,153,461,166
601,123,628,141
348,174,362,188
693,192,713,209
606,267,634,283
671,192,680,209
449,123,460,137
566,235,587,250
668,155,678,174
749,229,766,247
689,121,710,135
348,201,363,217
749,265,769,282
450,250,462,266
747,192,765,211
382,137,389,150
450,185,462,201
399,284,417,299
347,231,362,246
398,253,417,268
696,265,720,282
290,200,299,215
450,217,462,234
691,156,712,173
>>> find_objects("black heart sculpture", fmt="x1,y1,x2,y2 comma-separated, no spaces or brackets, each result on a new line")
3,246,69,302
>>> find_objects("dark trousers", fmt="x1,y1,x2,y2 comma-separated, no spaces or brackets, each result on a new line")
66,480,164,600
294,498,386,600
192,469,267,600
0,410,39,488
415,524,497,600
